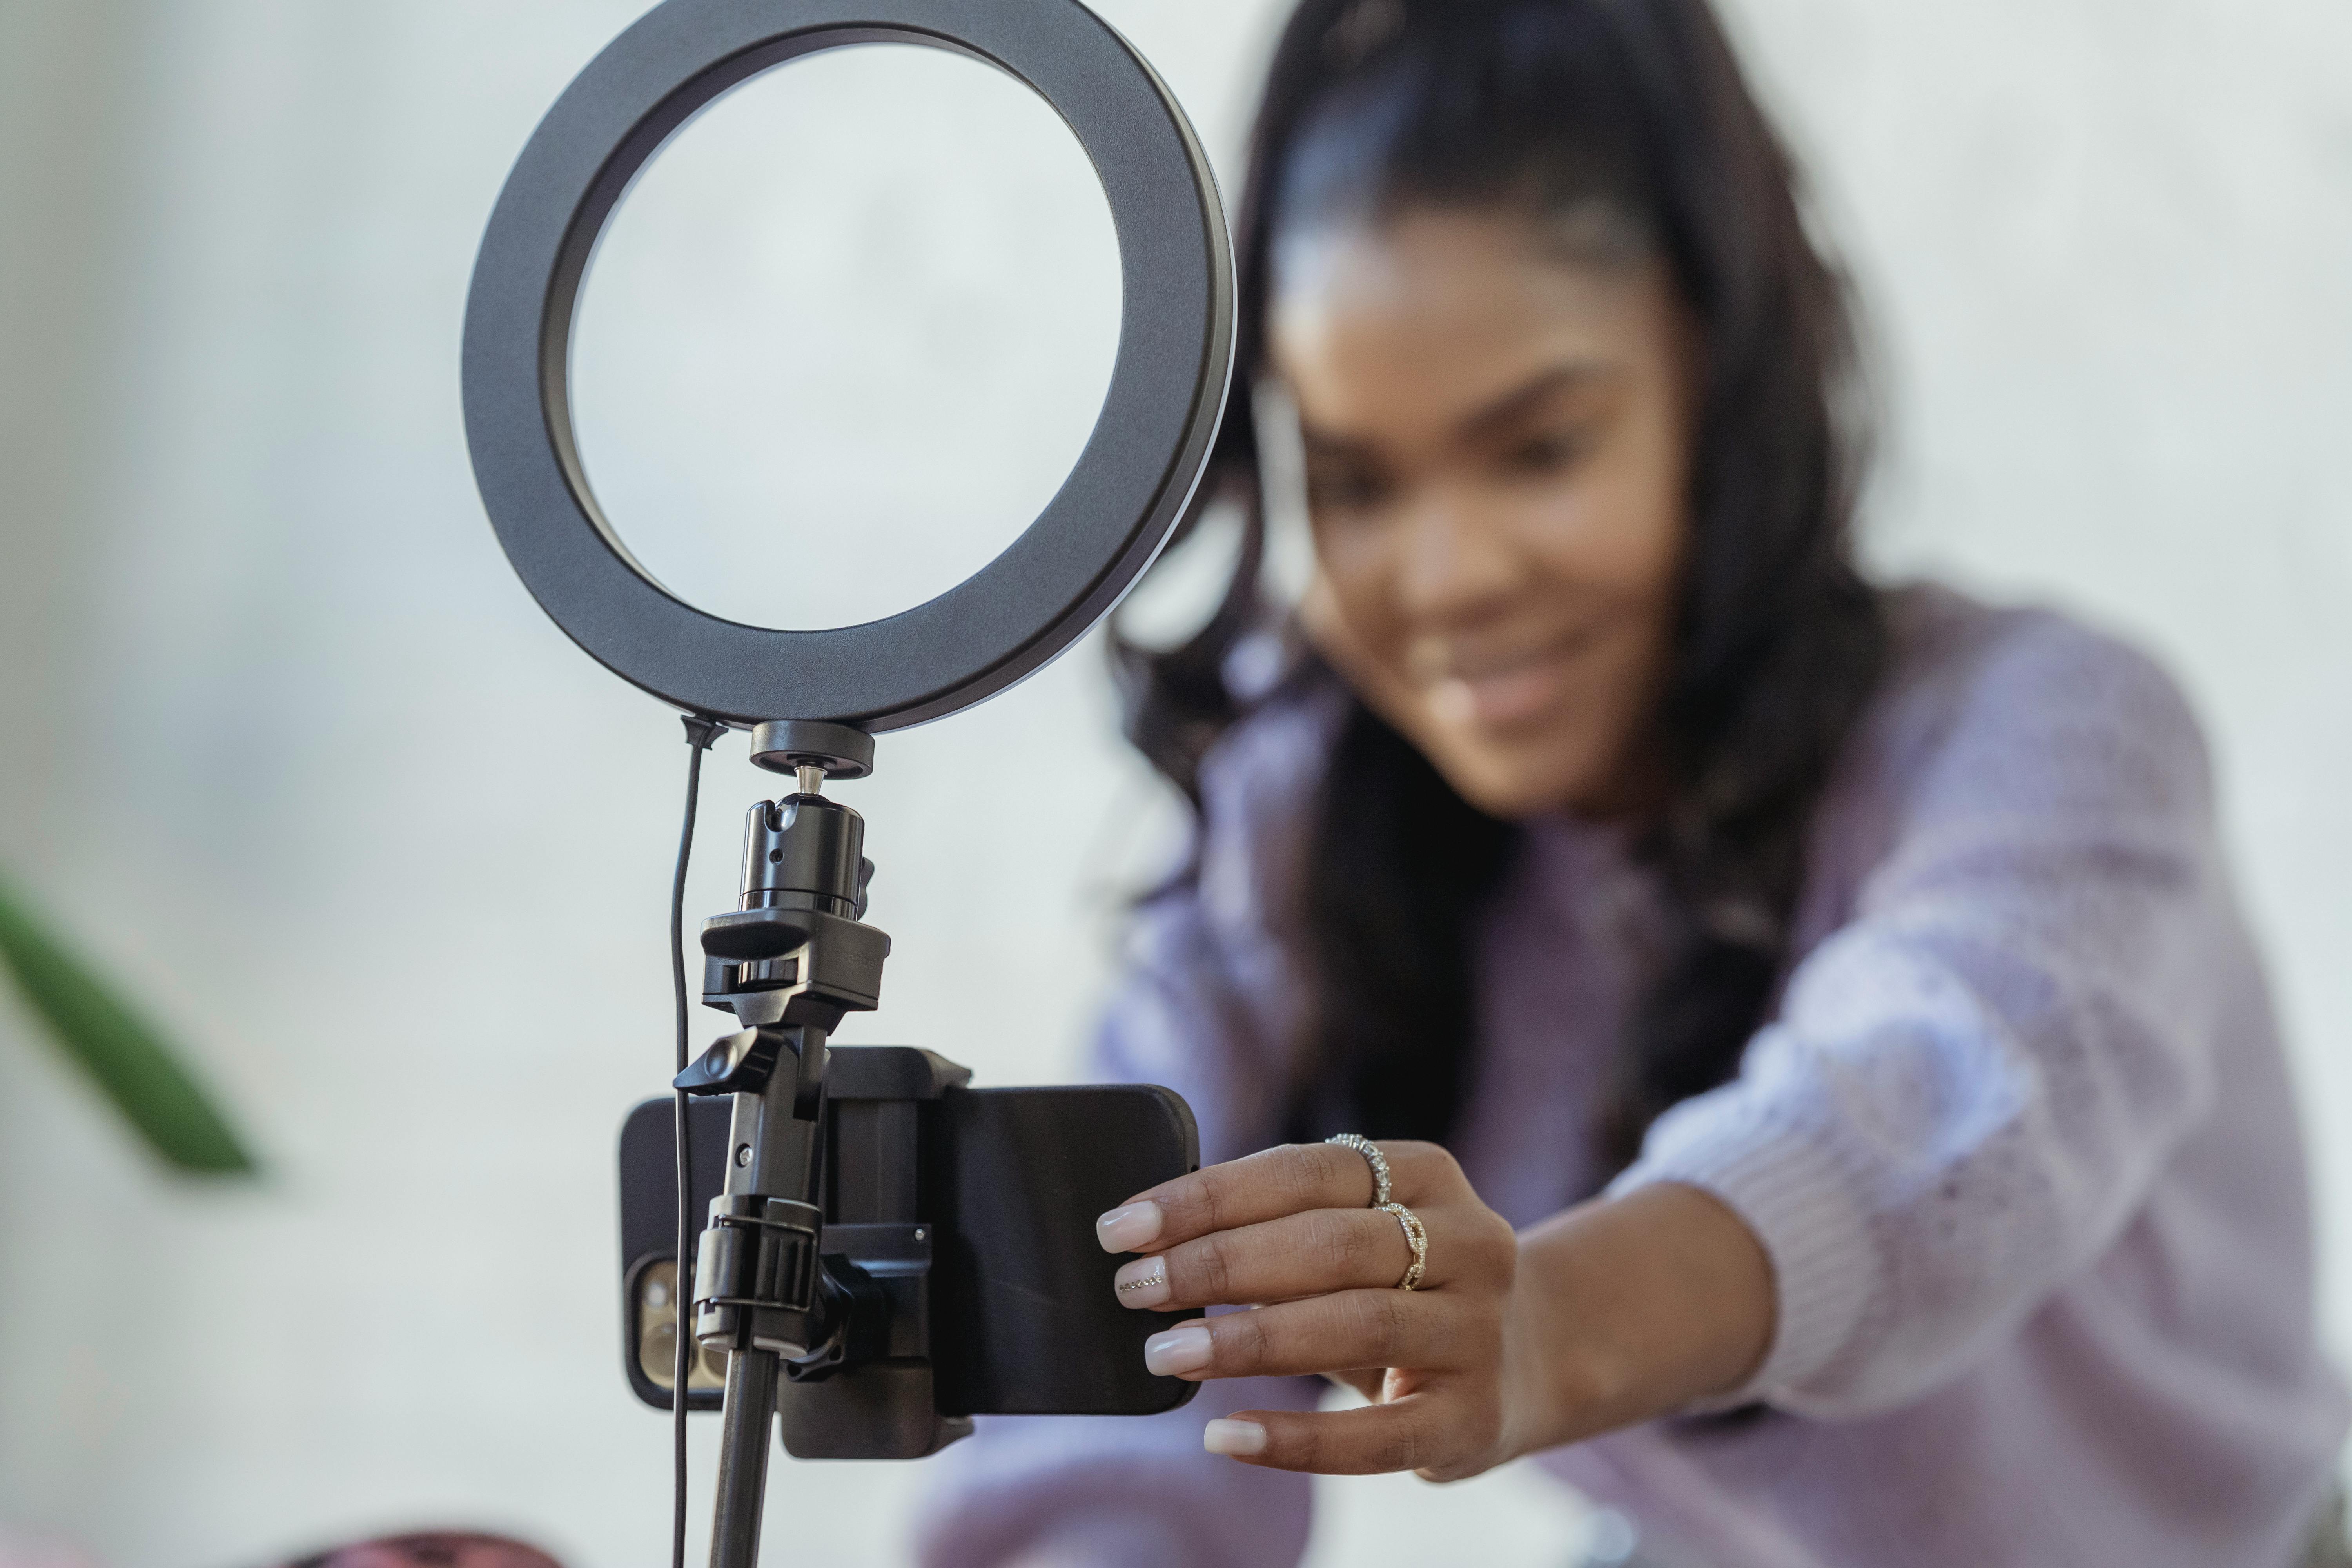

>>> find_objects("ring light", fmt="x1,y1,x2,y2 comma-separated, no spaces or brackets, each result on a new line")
462,0,1234,732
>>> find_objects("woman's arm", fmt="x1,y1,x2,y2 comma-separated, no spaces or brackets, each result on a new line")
1606,615,2230,1414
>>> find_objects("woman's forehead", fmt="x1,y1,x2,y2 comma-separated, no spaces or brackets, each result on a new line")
1270,212,1675,436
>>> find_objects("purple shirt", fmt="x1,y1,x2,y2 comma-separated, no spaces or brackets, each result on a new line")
915,586,2346,1568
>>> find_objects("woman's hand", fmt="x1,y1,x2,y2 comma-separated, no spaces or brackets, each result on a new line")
1098,1139,1528,1479
1095,1141,1776,1480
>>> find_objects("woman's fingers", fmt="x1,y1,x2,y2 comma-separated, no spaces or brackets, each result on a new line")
1142,1289,1488,1383
1096,1139,1468,1254
1204,1397,1490,1479
1113,1201,1478,1308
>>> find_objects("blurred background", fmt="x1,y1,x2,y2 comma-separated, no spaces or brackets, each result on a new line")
0,0,2345,1563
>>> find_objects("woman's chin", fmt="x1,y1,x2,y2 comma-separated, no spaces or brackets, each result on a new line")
1421,730,1614,821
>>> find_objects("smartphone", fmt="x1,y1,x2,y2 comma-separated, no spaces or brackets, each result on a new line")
617,1047,1200,1446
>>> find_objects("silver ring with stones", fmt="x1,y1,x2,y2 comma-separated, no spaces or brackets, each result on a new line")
1325,1134,1392,1207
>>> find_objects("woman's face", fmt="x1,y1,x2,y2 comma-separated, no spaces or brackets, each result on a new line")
1270,209,1694,820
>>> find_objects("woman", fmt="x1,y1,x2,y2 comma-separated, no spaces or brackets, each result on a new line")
918,1,2347,1563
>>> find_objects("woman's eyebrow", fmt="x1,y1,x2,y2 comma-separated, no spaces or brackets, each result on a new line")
1454,361,1617,443
1292,361,1618,457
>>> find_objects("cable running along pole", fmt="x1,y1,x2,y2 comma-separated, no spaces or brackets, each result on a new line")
671,715,721,1567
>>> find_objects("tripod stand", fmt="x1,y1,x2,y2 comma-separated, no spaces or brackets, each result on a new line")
673,720,889,1567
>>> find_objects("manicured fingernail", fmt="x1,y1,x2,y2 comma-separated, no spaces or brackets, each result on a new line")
1114,1254,1170,1308
1143,1323,1213,1377
1096,1201,1163,1253
1203,1419,1267,1457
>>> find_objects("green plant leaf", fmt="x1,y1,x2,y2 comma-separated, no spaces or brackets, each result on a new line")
0,870,258,1174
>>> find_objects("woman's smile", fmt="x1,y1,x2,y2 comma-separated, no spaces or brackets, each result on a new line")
1416,622,1604,731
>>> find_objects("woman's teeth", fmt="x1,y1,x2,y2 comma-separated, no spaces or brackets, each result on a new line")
1432,655,1567,728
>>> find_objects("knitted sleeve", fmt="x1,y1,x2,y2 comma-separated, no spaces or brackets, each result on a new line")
1611,612,2230,1417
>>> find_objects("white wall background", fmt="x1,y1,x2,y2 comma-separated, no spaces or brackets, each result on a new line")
0,2,2344,1565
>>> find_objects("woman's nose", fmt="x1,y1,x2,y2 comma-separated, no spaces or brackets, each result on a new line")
1392,487,1524,624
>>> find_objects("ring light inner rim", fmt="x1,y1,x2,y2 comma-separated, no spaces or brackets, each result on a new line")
549,31,1074,634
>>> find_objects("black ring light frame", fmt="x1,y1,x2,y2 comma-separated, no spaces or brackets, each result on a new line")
462,0,1235,740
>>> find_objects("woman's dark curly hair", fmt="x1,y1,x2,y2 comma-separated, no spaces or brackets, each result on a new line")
1113,0,1887,1181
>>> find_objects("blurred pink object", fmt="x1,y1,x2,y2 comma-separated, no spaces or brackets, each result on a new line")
0,1533,100,1568
288,1534,562,1568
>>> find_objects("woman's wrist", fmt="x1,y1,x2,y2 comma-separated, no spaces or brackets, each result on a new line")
1505,1181,1777,1458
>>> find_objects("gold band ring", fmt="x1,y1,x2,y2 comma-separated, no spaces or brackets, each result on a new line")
1379,1201,1428,1291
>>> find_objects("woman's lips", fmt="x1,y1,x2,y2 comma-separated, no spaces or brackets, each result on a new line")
1420,627,1598,730
1429,650,1576,729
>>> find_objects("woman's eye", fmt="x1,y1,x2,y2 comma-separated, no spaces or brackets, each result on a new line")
1498,430,1588,478
1306,466,1391,514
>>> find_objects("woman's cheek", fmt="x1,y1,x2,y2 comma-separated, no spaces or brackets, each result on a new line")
1300,565,1413,700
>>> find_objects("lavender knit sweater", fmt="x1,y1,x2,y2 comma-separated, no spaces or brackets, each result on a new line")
915,586,2347,1568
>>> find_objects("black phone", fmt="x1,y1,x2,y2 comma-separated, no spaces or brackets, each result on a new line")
618,1047,1199,1453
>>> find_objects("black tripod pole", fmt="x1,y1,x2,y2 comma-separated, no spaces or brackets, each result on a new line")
709,1343,782,1565
702,1021,829,1568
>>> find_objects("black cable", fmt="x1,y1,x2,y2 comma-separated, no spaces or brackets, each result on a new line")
671,714,722,1568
